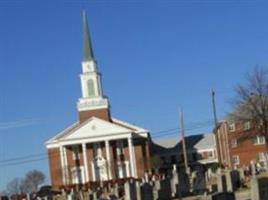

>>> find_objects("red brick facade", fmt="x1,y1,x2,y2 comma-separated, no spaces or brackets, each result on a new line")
47,148,63,190
79,108,111,123
48,139,151,190
217,121,268,169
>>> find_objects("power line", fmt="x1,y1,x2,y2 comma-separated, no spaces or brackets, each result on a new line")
0,119,214,168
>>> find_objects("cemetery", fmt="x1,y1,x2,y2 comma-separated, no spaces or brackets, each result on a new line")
2,161,268,200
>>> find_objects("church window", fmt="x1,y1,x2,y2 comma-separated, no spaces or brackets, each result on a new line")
72,145,80,160
87,79,96,97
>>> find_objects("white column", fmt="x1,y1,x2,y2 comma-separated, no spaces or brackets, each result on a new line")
105,140,112,179
132,140,137,177
59,145,66,184
63,146,69,184
128,137,137,177
91,162,96,181
82,143,89,183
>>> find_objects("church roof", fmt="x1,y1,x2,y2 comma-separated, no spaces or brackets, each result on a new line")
46,117,149,148
152,133,216,154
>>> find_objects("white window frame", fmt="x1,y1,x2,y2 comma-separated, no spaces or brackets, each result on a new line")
254,136,266,145
232,155,240,165
207,151,214,159
71,166,85,184
244,121,251,130
229,123,236,132
231,139,237,148
258,152,266,162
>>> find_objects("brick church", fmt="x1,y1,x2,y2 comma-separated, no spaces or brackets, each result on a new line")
46,12,151,190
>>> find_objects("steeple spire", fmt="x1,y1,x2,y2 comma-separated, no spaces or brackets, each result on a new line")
82,10,94,61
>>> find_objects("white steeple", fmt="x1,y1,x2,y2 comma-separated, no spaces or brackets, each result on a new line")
77,11,109,112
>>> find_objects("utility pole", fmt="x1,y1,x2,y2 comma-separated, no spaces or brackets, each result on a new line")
180,109,189,174
212,90,222,164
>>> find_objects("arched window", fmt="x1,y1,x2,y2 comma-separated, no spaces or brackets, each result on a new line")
87,79,95,97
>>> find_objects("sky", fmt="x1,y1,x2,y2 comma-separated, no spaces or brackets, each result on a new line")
0,0,268,190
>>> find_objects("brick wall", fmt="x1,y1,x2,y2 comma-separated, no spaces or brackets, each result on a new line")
79,108,111,123
217,121,268,169
48,148,63,190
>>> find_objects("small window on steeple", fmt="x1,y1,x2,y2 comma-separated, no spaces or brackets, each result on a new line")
87,79,95,97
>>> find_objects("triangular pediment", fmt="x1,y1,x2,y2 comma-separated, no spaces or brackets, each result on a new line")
62,117,132,140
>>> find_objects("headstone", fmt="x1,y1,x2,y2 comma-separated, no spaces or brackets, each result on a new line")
136,182,141,200
141,183,153,200
238,168,245,180
152,179,160,200
177,171,190,197
210,192,235,200
216,169,227,192
145,173,149,183
251,177,268,200
251,161,256,177
230,170,240,191
124,181,137,200
170,174,178,197
113,184,119,198
26,194,30,200
225,171,233,192
192,170,207,195
83,191,90,200
158,179,172,200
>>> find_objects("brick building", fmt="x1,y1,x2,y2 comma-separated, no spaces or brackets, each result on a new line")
46,12,151,190
216,120,267,169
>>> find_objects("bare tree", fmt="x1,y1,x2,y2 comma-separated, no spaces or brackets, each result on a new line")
229,66,268,140
5,178,21,196
20,170,45,193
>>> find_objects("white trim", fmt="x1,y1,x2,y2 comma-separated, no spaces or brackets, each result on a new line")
196,148,216,153
244,121,251,130
231,139,237,148
254,136,266,145
112,118,149,133
47,133,133,148
232,155,240,165
229,123,236,132
45,122,79,144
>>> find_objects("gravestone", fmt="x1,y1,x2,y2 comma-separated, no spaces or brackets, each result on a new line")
230,170,240,191
251,177,268,200
124,181,137,200
152,179,160,200
177,171,190,197
113,184,119,198
170,175,178,197
238,168,245,180
192,170,207,195
225,171,233,192
83,191,90,200
141,183,153,200
216,169,227,192
210,192,235,200
136,182,141,200
158,179,172,200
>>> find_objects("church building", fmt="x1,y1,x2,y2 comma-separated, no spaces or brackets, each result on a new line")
46,12,151,190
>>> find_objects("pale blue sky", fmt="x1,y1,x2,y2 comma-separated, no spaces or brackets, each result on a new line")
0,0,268,190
